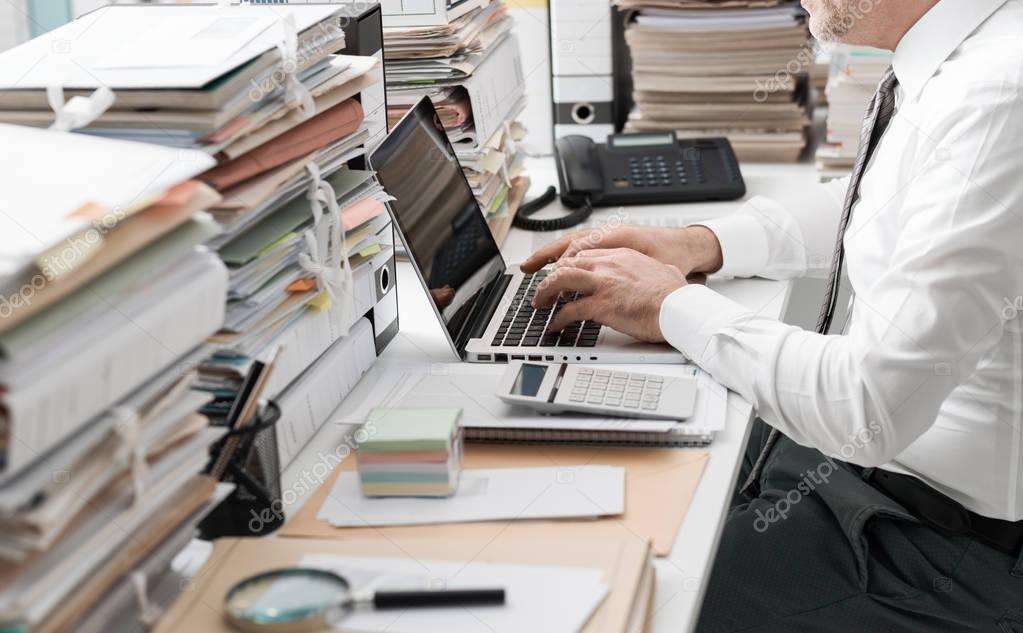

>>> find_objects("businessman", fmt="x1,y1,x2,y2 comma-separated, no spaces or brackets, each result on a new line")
525,0,1023,630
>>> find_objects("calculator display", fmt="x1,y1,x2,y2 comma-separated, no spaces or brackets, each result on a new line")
509,363,548,397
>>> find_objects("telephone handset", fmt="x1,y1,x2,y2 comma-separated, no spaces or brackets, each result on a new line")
513,132,746,232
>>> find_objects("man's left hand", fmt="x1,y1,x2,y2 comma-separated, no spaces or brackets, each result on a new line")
532,248,687,343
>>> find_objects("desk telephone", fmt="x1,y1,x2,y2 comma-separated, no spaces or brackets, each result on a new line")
514,132,747,232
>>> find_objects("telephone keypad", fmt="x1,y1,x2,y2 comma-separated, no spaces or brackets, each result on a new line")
626,154,686,189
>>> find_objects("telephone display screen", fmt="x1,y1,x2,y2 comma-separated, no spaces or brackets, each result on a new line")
509,364,548,397
609,133,675,148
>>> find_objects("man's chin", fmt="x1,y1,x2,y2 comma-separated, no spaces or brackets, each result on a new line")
808,16,842,43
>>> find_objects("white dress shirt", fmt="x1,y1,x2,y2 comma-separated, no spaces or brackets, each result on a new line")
659,0,1023,521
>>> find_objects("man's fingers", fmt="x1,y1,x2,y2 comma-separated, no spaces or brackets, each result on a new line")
574,247,630,258
533,268,598,307
547,297,597,333
553,255,611,272
561,231,610,259
520,230,596,273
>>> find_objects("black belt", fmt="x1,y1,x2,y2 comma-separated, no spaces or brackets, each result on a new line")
868,469,1023,556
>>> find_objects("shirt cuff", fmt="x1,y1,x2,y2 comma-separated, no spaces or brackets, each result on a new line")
659,284,750,363
693,204,770,278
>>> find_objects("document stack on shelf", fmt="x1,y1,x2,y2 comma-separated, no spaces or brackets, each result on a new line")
382,0,530,240
615,0,813,162
0,124,232,633
0,4,385,154
0,2,400,472
815,45,892,179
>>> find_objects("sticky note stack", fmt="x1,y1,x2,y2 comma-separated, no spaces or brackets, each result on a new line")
356,407,463,497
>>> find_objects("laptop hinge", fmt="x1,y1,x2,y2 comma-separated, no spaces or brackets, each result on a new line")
461,273,513,352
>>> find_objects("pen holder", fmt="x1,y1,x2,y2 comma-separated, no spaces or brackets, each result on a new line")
199,402,284,539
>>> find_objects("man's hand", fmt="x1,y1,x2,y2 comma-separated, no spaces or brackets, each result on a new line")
532,249,687,343
520,224,723,276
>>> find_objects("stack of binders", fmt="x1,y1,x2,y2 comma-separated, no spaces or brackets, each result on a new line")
189,6,401,477
356,408,464,498
0,3,400,474
382,0,530,241
615,0,813,162
0,5,402,628
0,125,231,633
815,45,893,179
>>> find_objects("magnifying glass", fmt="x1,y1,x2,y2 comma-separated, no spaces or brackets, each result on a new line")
224,568,505,633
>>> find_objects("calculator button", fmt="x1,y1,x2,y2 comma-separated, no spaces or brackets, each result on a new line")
606,398,621,406
624,401,640,409
570,394,585,403
578,368,593,375
595,370,611,377
648,376,663,384
587,395,603,404
642,403,657,410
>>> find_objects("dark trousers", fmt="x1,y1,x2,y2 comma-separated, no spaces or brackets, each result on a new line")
695,420,1023,633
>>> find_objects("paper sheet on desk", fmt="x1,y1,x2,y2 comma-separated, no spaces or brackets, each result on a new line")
300,554,608,633
318,466,625,527
335,361,728,434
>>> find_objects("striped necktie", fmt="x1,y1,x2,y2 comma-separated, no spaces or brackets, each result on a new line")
740,68,900,497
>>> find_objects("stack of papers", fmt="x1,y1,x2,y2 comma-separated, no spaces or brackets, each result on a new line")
384,1,529,220
21,8,404,421
816,45,893,178
357,408,464,497
0,125,226,475
617,0,813,162
0,5,355,154
321,464,625,528
197,164,394,414
154,536,656,633
0,124,231,632
334,360,727,446
302,554,608,633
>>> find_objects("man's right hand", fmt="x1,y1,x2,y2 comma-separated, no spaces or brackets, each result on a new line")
520,224,724,276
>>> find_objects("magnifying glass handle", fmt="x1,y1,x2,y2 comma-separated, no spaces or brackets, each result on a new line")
373,588,506,609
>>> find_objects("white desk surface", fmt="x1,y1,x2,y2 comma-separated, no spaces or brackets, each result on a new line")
281,157,820,633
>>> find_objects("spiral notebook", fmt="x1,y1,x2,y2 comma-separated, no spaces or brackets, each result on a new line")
335,361,726,447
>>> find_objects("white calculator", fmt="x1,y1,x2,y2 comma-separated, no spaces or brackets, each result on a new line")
496,361,698,420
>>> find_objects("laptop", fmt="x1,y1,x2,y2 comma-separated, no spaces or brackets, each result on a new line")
368,97,684,364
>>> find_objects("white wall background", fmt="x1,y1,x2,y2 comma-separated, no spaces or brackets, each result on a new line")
0,0,31,53
507,0,554,155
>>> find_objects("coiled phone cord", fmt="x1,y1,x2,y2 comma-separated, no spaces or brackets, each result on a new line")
511,186,593,232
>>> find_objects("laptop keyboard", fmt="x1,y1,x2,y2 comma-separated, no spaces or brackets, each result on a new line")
490,270,603,348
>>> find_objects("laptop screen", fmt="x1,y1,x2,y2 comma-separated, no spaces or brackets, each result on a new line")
370,98,506,348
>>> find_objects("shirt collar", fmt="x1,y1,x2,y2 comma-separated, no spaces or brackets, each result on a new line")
893,0,1008,100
